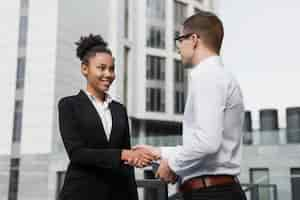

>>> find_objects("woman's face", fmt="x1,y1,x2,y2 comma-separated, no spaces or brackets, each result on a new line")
81,52,115,94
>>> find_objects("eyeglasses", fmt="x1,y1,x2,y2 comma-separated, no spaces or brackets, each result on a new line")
174,33,195,42
174,33,199,50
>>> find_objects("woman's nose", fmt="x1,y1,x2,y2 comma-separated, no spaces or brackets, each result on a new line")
103,69,113,78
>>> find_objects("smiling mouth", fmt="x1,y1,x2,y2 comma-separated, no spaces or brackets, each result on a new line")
99,79,111,85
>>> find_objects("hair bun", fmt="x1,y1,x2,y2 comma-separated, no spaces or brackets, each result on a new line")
75,34,107,61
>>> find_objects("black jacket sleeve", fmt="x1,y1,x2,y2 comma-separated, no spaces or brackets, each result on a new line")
120,106,138,200
122,106,131,150
58,98,122,169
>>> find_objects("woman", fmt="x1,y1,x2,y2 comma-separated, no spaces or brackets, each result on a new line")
58,34,155,200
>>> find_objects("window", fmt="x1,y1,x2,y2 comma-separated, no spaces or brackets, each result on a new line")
123,47,130,106
174,1,187,25
124,0,129,38
146,0,165,48
20,0,29,9
174,60,184,83
174,60,187,114
16,57,26,89
291,168,300,200
146,56,165,81
146,88,165,112
18,15,28,47
145,121,182,146
174,1,187,50
146,55,165,112
174,91,185,114
146,26,165,49
250,168,270,200
8,158,20,200
12,100,23,142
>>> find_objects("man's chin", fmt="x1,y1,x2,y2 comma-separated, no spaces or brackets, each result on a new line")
181,60,193,69
183,63,193,69
181,59,191,66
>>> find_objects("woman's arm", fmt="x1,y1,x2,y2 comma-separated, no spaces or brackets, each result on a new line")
58,98,122,169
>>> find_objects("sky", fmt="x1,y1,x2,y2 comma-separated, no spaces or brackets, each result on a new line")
216,0,300,128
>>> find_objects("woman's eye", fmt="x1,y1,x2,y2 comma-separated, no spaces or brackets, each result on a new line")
97,66,105,70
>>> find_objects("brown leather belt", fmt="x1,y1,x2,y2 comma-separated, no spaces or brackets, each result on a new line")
180,175,237,193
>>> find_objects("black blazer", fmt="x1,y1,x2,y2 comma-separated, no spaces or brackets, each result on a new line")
58,90,138,200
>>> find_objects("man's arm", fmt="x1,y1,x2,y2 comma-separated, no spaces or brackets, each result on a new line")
164,73,225,176
133,73,225,177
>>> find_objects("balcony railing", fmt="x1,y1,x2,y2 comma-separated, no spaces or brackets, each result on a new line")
243,129,300,145
242,183,278,200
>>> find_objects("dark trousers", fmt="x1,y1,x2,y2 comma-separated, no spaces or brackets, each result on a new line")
182,182,247,200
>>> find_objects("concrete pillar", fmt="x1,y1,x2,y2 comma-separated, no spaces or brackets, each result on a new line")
259,109,279,145
260,109,279,131
286,107,300,143
243,111,253,145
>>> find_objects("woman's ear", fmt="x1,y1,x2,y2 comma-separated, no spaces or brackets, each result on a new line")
81,63,88,77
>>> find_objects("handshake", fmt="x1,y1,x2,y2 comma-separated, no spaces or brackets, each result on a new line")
121,145,178,184
121,145,160,168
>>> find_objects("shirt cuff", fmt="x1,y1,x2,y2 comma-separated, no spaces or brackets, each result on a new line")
160,146,179,174
160,146,176,159
167,156,180,174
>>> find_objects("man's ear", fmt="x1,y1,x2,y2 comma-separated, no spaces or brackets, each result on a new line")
81,63,88,77
192,34,199,49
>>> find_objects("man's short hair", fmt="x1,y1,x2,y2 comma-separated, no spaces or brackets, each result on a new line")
183,10,224,54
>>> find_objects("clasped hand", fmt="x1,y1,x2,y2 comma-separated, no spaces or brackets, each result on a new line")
122,145,177,184
131,145,177,184
122,146,160,168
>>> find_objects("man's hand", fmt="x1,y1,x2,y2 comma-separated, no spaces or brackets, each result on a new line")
156,159,177,184
132,144,161,160
121,148,157,168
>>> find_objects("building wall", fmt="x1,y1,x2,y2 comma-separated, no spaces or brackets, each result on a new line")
0,0,23,199
240,145,300,200
129,0,208,122
0,0,20,156
0,156,11,200
18,154,49,200
17,0,59,199
20,0,58,154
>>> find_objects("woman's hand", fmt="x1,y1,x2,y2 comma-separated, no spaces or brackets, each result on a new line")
121,149,158,168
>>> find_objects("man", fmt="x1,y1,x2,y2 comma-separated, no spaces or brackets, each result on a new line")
135,10,246,200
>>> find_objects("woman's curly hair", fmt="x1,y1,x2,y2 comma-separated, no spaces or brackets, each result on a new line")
75,34,112,64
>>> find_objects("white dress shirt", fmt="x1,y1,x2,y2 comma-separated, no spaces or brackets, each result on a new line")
84,90,113,140
161,56,244,182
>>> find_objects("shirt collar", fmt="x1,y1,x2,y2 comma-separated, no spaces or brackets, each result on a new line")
83,89,112,109
193,55,223,72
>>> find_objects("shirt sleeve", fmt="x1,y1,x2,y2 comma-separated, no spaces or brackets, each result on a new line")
161,72,226,176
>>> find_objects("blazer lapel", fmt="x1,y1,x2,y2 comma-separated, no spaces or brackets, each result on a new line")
76,90,109,143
